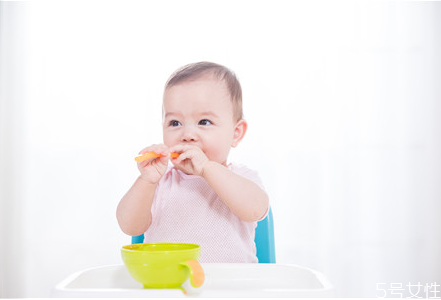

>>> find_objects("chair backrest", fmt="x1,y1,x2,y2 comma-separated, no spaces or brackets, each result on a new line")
255,207,276,263
131,207,276,263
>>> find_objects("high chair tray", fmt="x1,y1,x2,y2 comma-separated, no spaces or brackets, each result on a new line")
53,263,334,297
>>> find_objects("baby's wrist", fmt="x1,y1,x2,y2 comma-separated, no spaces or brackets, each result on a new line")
138,175,159,186
200,160,217,178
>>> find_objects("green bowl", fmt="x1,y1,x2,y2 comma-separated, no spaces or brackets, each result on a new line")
121,243,204,288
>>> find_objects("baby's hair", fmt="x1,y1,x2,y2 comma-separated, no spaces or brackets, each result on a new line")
165,62,243,122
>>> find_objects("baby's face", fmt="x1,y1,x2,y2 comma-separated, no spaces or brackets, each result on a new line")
162,78,241,166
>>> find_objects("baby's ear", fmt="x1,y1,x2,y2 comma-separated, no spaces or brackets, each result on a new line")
231,119,247,148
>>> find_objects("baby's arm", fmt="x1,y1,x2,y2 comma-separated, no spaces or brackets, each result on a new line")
170,144,269,222
116,178,157,236
116,144,169,236
202,161,269,222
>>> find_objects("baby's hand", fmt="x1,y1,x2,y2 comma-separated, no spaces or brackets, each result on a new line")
169,144,209,176
137,144,170,184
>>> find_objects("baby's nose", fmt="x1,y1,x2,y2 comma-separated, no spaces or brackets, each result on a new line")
181,127,198,142
182,135,196,142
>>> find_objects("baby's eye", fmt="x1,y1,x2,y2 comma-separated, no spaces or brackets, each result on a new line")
198,119,212,126
169,120,182,127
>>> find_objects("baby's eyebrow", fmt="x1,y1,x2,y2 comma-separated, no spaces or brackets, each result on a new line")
198,111,218,118
164,112,182,119
164,111,219,119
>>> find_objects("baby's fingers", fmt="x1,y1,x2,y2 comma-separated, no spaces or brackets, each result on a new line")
172,152,188,164
173,148,200,164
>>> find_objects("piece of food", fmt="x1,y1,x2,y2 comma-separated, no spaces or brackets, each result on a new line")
135,151,180,162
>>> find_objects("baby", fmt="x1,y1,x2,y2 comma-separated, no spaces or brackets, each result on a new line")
116,62,269,263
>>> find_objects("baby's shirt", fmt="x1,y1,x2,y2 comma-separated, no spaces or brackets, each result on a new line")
143,163,267,263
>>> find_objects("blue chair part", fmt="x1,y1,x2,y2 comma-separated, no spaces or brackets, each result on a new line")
131,207,276,263
131,234,144,244
255,207,276,263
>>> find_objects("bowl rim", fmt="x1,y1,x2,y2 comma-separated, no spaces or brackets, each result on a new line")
121,242,200,254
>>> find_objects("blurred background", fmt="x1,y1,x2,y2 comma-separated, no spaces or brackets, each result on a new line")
1,0,440,297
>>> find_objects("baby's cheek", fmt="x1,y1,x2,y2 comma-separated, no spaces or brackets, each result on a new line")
163,133,178,147
207,146,229,164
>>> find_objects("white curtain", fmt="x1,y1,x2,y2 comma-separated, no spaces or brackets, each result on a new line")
1,1,440,297
0,1,29,296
